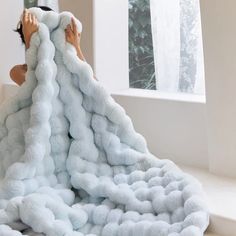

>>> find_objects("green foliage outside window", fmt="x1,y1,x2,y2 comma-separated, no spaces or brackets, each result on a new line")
129,0,156,90
24,0,38,9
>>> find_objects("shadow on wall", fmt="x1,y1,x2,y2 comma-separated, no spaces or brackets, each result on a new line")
59,0,94,68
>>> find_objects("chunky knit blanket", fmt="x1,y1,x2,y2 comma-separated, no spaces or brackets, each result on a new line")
0,8,209,236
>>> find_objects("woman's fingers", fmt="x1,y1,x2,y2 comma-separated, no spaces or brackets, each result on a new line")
23,9,28,23
66,25,73,35
25,11,29,21
65,26,69,35
66,19,79,37
65,20,81,46
32,15,36,25
65,26,73,41
32,15,38,26
23,10,33,25
71,17,78,34
29,13,33,23
22,10,25,22
22,9,38,26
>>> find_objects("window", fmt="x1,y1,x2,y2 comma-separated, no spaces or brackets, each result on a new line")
129,0,156,90
129,0,205,95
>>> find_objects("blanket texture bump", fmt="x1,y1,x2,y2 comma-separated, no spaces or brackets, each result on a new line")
0,8,209,236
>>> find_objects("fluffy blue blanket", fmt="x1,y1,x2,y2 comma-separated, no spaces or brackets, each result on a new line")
0,8,209,236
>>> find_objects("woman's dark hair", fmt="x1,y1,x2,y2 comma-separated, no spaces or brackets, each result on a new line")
15,6,53,44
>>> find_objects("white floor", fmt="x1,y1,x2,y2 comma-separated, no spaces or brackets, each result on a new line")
182,165,236,236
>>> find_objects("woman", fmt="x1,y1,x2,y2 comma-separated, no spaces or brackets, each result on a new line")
10,7,91,86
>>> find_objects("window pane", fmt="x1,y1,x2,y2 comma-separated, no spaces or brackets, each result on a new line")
129,0,205,95
129,0,156,90
179,0,205,94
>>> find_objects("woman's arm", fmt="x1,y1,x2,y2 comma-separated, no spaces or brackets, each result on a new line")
11,10,39,86
22,9,39,49
65,18,97,80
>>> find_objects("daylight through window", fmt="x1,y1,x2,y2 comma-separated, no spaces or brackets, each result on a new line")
129,0,205,95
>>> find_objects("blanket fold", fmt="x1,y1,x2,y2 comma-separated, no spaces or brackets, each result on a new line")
0,8,209,236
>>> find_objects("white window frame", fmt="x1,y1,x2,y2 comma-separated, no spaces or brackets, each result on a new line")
93,0,236,178
93,0,209,170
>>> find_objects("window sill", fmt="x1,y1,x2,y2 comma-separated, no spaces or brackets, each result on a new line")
181,165,236,236
111,88,206,103
0,84,206,105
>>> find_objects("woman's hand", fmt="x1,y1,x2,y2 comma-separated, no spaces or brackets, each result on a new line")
65,17,98,80
65,17,86,61
22,9,39,49
65,17,81,50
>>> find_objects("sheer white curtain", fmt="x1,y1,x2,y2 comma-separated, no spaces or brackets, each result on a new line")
150,0,205,94
38,0,59,12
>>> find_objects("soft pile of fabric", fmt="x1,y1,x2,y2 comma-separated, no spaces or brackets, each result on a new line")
0,8,209,236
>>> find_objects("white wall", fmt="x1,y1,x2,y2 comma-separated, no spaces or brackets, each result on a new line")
93,0,209,169
200,0,236,177
92,0,236,175
93,0,129,92
113,94,208,168
0,1,25,84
